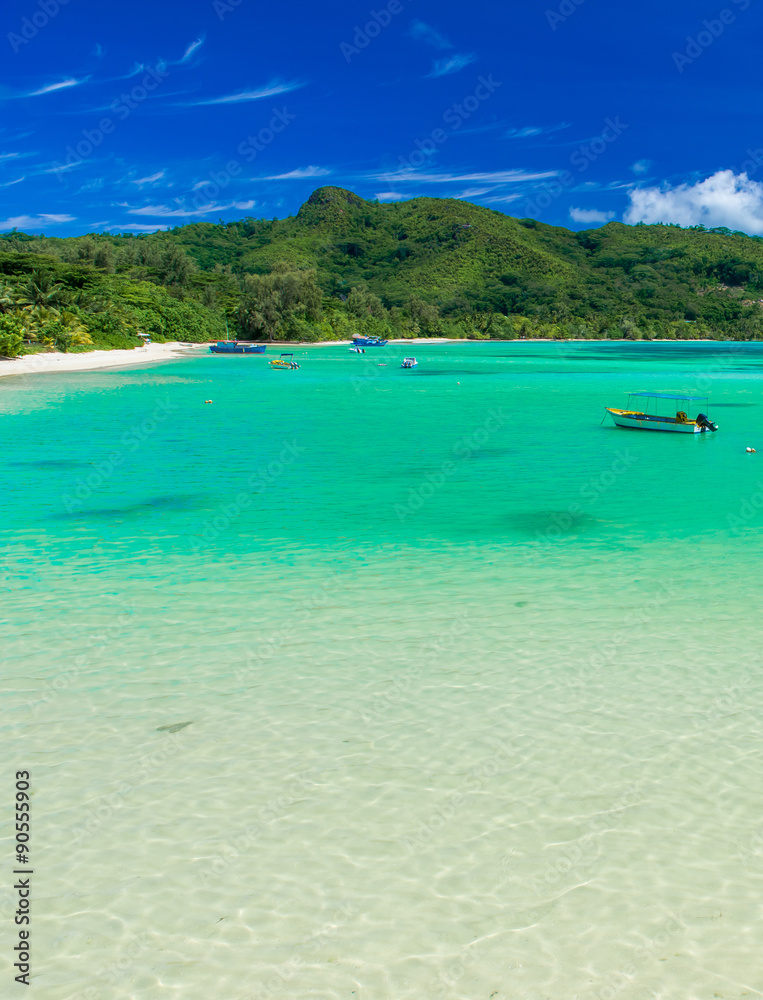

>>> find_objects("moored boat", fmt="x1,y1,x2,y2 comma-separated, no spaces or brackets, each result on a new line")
349,347,366,353
210,341,266,354
605,392,718,433
400,357,418,369
352,335,388,347
269,353,300,369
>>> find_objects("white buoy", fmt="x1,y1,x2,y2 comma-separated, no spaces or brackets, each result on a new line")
747,447,756,453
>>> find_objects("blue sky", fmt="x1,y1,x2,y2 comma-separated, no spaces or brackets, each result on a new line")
2,0,763,236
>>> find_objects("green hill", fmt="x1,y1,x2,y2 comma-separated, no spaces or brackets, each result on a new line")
3,185,763,356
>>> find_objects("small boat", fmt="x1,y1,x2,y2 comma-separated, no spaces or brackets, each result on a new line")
352,336,388,347
210,341,266,354
605,392,718,433
269,353,300,370
349,347,366,354
400,357,418,369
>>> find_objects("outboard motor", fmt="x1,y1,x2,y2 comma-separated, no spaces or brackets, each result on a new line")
695,412,718,432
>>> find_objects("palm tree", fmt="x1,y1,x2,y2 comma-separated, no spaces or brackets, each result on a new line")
20,270,67,308
0,283,16,313
22,305,59,344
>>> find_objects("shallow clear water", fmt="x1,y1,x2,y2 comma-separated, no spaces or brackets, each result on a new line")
2,341,763,999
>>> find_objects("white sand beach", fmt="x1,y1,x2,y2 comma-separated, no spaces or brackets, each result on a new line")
0,341,208,379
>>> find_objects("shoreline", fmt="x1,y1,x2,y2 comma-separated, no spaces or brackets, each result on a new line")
0,342,207,379
0,336,746,380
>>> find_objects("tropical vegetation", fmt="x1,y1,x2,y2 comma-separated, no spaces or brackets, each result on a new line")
4,185,763,357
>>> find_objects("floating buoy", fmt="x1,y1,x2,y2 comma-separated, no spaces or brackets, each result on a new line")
747,447,756,453
204,399,213,404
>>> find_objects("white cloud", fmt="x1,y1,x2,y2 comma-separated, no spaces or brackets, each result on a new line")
180,38,205,62
455,187,492,198
126,199,254,219
409,21,452,50
631,159,651,174
375,191,412,201
570,207,616,224
506,123,571,139
428,53,477,77
28,77,88,96
131,171,166,186
624,170,763,234
377,168,558,185
43,161,82,175
0,177,25,188
193,80,303,105
0,213,75,229
263,166,331,180
120,223,170,231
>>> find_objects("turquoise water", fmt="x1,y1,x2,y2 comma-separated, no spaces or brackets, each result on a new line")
3,341,763,999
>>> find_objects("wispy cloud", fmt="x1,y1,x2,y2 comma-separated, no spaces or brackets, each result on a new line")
131,171,166,186
0,177,25,188
484,194,521,204
409,20,452,50
42,161,83,176
506,123,572,139
120,223,170,231
191,79,303,106
428,53,477,78
0,213,75,230
631,159,651,174
376,168,558,185
263,166,330,180
455,187,493,198
375,191,412,201
180,37,205,63
28,77,88,97
0,151,35,162
122,62,146,79
569,207,615,224
93,43,104,58
126,199,254,218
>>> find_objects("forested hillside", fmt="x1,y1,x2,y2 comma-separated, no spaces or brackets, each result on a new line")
3,185,763,357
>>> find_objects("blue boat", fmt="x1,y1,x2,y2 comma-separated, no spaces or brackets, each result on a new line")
352,336,388,347
209,341,267,354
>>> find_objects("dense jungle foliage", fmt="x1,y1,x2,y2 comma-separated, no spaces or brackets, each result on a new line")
3,185,763,357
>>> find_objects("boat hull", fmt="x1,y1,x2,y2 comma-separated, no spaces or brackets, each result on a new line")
210,343,266,354
606,409,703,433
352,338,388,347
